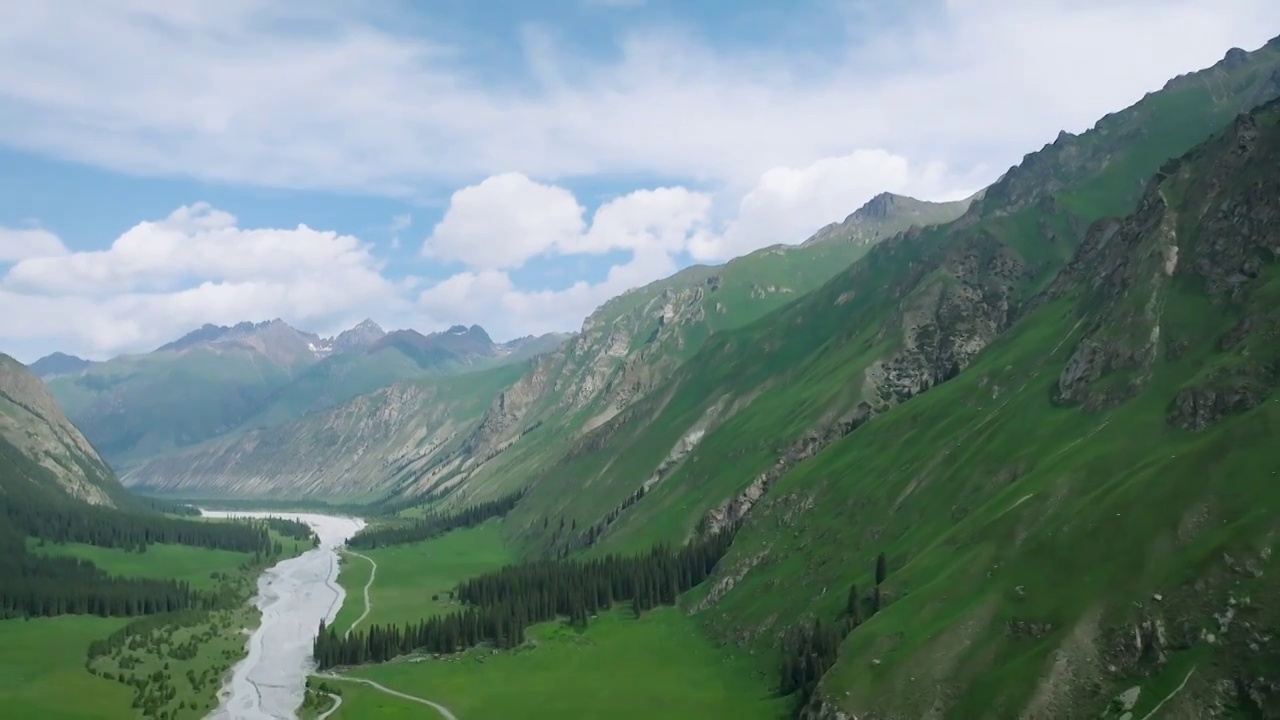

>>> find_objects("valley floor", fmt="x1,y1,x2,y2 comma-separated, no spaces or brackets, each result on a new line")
0,533,312,719
326,526,786,719
0,616,134,719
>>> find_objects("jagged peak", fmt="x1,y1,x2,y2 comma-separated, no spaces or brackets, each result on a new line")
851,191,914,220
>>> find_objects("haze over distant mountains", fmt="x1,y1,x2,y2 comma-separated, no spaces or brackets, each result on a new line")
29,317,568,469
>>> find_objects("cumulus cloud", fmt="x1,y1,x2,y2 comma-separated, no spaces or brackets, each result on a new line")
418,243,678,338
691,150,980,261
418,175,711,335
0,226,67,262
424,174,587,269
424,173,717,268
1,204,410,358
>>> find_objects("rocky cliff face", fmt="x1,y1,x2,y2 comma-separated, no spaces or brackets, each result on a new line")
0,354,117,505
1054,100,1280,420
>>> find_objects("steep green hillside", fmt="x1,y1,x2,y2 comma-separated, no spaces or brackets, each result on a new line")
282,35,1280,717
0,353,123,506
457,38,1280,549
705,98,1280,718
288,36,1280,720
124,363,528,500
377,191,973,502
427,43,1280,718
126,192,966,502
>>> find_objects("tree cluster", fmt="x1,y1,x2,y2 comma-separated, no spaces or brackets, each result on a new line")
0,539,196,618
777,550,890,712
348,490,524,550
260,516,317,544
314,522,739,668
1,434,298,622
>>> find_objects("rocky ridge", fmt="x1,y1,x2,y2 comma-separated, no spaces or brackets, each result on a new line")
0,353,117,505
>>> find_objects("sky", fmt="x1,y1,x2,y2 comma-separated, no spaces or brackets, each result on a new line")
2,0,1278,362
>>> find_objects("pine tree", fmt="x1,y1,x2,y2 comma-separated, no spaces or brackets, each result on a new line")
875,552,887,585
846,583,862,624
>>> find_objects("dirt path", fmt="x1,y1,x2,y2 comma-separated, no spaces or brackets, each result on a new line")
315,674,458,720
315,692,343,720
1138,667,1196,720
343,550,377,639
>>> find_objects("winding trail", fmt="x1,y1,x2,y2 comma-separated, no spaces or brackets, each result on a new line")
1138,666,1196,720
315,693,343,720
315,674,458,720
343,550,377,639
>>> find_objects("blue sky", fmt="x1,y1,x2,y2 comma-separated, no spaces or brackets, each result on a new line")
2,0,1278,362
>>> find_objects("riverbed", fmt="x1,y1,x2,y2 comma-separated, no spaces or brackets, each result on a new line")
201,510,365,720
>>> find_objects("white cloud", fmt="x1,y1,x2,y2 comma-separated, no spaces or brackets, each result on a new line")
424,173,586,269
5,0,1280,357
0,227,67,262
0,1,1274,193
691,150,979,261
1,203,410,358
417,243,678,338
416,175,713,335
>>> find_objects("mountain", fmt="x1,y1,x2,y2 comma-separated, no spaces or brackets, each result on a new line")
124,363,529,499
27,351,94,379
81,34,1280,720
41,317,556,469
375,40,1278,718
185,35,1277,716
0,353,121,506
330,318,386,354
128,191,972,499
233,324,566,431
801,190,978,248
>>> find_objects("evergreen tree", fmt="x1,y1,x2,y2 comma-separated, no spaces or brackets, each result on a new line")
845,583,862,625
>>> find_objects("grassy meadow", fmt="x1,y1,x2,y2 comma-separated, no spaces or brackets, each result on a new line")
333,608,785,719
28,539,252,589
1,526,313,719
0,616,135,719
331,521,511,633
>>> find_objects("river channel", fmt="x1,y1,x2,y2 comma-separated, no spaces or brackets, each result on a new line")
201,511,365,720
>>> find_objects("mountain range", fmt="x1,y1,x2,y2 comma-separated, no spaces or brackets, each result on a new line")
31,318,568,469
6,34,1280,718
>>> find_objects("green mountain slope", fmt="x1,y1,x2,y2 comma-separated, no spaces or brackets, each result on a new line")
421,40,1280,718
276,32,1280,715
123,191,968,502
0,353,122,507
441,36,1280,530
713,96,1280,719
123,363,529,500
378,191,974,501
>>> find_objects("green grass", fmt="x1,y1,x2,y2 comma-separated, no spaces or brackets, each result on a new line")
332,522,511,634
28,539,251,589
0,616,135,719
87,603,261,718
3,526,313,719
335,608,786,720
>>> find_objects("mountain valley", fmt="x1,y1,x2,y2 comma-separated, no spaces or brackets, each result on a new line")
4,26,1280,720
